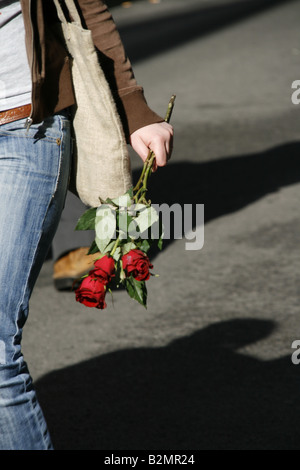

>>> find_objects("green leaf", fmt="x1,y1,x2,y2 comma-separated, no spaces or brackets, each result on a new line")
122,241,137,254
127,187,134,198
111,193,133,208
87,240,99,255
157,220,164,250
104,197,118,207
125,277,147,307
114,258,126,284
134,206,159,233
101,240,116,253
157,236,163,251
117,210,135,240
134,203,148,212
139,239,151,253
95,235,112,254
112,247,121,261
95,205,117,252
156,218,164,250
75,207,97,230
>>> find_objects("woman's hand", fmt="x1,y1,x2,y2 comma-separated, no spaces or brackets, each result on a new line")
129,122,174,171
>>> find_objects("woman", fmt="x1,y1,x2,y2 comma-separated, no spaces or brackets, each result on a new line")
0,0,173,449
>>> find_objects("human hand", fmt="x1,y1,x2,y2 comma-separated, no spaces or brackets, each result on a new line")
129,122,174,171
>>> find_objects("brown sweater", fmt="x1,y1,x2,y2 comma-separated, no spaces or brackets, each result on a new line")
20,0,163,139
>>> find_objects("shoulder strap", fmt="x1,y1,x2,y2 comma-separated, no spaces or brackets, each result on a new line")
53,0,82,26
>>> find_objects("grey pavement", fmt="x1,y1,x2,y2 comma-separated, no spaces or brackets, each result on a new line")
23,0,300,449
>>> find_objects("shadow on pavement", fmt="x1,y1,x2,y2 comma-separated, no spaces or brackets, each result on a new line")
115,0,297,63
136,141,300,252
36,318,300,450
36,142,300,449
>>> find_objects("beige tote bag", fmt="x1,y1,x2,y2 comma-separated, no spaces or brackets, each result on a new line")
53,0,132,208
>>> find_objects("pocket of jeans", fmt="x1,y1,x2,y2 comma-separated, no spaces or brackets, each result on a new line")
0,118,29,137
32,114,71,143
0,113,70,143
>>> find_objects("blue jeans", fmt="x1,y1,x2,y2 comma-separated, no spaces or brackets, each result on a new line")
0,113,71,449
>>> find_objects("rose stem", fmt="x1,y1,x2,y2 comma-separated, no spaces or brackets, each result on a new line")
133,94,176,197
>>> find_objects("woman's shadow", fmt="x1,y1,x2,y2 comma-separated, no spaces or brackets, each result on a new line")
35,318,300,450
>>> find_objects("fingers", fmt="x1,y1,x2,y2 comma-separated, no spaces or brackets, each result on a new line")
148,128,173,167
130,122,174,169
129,134,150,163
149,122,174,166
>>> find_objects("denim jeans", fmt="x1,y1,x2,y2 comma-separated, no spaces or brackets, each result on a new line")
0,113,71,450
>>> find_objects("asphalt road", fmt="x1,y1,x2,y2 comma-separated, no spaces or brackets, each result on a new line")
22,0,300,450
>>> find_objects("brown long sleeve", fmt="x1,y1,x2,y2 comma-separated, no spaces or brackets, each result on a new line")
77,0,164,138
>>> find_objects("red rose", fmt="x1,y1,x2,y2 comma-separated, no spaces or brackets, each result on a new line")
122,249,153,281
75,275,107,309
92,255,115,285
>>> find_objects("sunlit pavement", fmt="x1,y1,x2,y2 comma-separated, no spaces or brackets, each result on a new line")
23,0,300,450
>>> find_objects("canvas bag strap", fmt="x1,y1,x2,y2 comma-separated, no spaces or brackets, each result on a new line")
53,0,82,27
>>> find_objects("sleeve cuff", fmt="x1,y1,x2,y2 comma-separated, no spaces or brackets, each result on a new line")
116,88,164,141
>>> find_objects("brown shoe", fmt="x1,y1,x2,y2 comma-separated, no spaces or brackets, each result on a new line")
53,247,99,291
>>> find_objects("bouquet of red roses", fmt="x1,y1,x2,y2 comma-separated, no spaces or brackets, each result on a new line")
74,96,175,309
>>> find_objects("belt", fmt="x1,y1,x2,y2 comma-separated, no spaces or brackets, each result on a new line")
0,104,32,126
